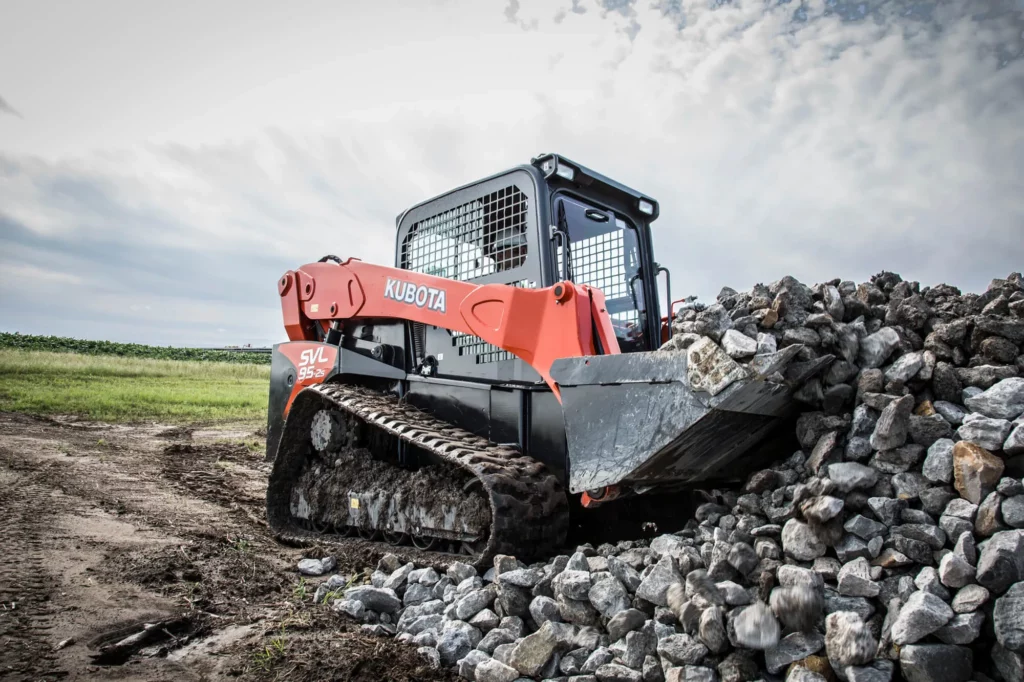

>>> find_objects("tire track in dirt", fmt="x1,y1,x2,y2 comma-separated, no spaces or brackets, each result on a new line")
0,463,66,681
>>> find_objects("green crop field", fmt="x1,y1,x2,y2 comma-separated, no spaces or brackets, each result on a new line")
0,333,271,365
0,349,271,423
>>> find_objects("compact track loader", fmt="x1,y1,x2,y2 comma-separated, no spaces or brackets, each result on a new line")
265,154,799,566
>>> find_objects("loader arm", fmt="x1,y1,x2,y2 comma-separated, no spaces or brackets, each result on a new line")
278,257,619,399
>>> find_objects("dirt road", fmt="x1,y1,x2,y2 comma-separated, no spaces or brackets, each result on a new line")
0,412,455,681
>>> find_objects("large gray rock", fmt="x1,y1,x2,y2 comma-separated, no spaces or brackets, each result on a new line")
891,591,954,645
553,569,593,601
437,628,474,666
838,557,880,597
782,519,827,560
993,644,1024,682
721,329,757,359
508,621,559,677
607,608,647,642
845,514,887,540
938,553,975,589
1006,422,1024,455
844,659,894,682
994,581,1024,653
824,611,876,669
732,601,781,649
957,414,1014,451
474,658,520,682
698,606,728,654
977,530,1024,594
344,586,402,613
922,439,954,484
964,377,1024,420
455,587,495,620
1002,495,1024,528
589,578,630,618
687,337,749,396
636,556,683,607
859,327,901,368
934,401,967,425
656,634,709,666
951,584,989,613
934,612,984,645
528,595,560,626
828,462,879,493
498,568,541,588
764,631,825,674
870,395,914,451
898,644,972,682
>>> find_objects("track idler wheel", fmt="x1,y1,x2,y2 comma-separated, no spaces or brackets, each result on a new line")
310,409,347,453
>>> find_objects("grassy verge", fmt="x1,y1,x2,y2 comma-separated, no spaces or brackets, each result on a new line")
0,332,271,365
0,349,271,423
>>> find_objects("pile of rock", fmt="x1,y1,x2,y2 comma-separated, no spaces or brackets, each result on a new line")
306,271,1024,682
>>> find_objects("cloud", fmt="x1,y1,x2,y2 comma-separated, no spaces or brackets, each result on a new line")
0,94,22,118
1,0,1023,347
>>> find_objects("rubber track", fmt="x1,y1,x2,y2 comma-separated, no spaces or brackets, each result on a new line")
267,383,570,568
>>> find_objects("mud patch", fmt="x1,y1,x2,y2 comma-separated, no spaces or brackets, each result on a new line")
240,609,458,682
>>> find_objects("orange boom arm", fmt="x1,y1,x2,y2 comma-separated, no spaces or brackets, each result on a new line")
278,258,619,400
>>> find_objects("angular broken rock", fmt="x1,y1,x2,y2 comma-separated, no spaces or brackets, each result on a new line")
922,438,954,484
687,337,750,397
474,658,520,682
898,644,973,682
721,329,757,359
858,327,900,369
825,611,876,670
656,634,709,666
890,590,954,646
994,581,1024,653
782,518,827,560
827,462,879,493
964,377,1024,420
957,414,1014,452
509,621,559,677
344,586,402,613
952,441,1005,504
732,601,781,649
869,394,913,451
764,631,825,674
951,583,989,613
837,557,880,598
636,555,682,607
938,552,975,589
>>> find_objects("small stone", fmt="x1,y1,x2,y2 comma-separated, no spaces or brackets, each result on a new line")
554,570,593,601
499,568,541,588
892,473,931,500
835,534,872,563
297,557,336,576
909,415,954,447
951,584,989,613
844,659,894,682
934,401,968,425
782,519,828,560
898,644,972,682
664,666,715,682
1006,423,1024,455
825,611,876,669
914,566,951,600
867,497,905,526
607,609,646,643
845,514,887,540
952,441,1005,504
732,601,781,649
437,629,473,666
870,445,924,474
698,606,728,654
976,490,1007,537
870,395,914,451
687,337,750,396
938,553,976,589
993,644,1024,682
891,591,954,645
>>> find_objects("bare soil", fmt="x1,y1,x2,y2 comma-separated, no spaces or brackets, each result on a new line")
0,412,457,682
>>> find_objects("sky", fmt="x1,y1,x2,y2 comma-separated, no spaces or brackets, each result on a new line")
1,0,1022,347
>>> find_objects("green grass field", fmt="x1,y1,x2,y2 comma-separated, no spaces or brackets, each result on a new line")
0,349,271,423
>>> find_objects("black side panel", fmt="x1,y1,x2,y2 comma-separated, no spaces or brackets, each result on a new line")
405,379,491,439
529,390,568,483
488,388,520,446
266,344,297,462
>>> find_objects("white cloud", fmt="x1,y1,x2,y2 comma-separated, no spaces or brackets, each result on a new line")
1,0,1022,345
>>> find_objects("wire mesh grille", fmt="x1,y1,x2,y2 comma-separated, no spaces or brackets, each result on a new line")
401,186,528,280
558,230,640,341
401,186,531,364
